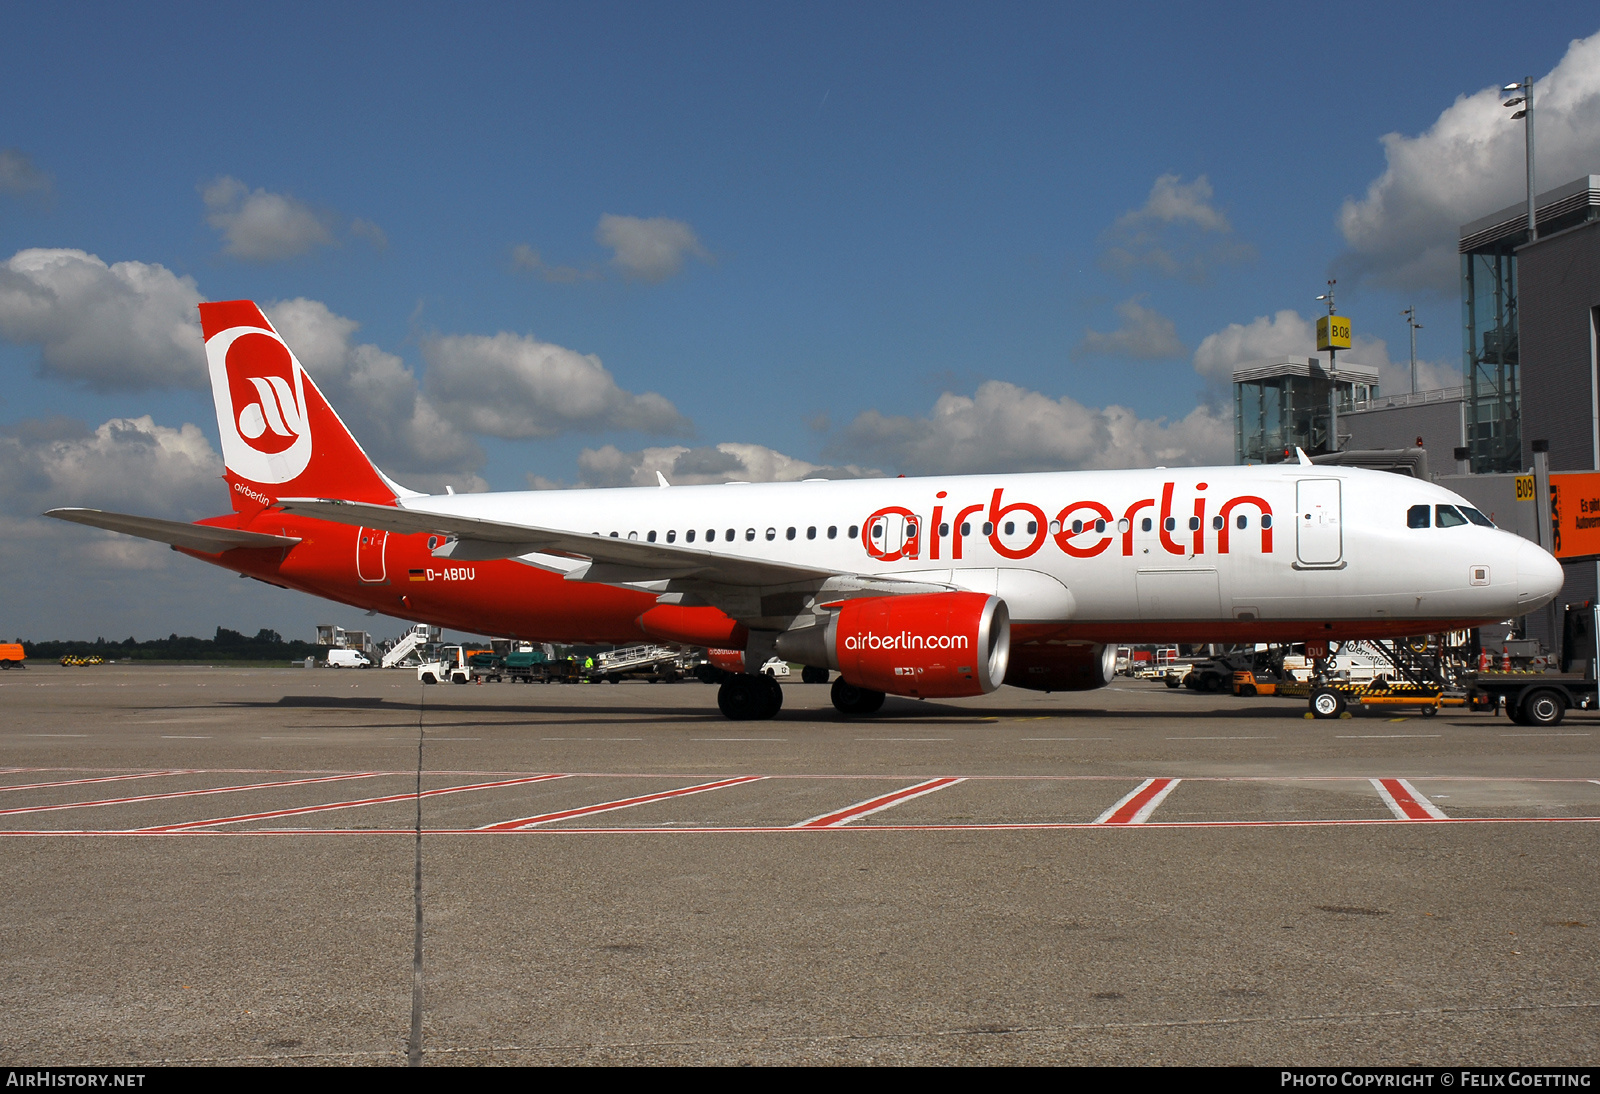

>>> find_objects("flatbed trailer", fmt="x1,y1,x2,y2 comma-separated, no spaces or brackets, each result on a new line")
1299,679,1467,719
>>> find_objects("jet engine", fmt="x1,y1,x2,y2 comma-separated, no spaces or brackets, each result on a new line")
775,591,1010,698
1004,641,1117,692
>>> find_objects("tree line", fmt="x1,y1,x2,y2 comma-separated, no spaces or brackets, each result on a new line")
19,627,326,662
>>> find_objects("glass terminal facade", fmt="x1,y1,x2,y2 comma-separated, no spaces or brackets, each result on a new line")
1461,239,1521,473
1234,358,1378,464
1459,176,1600,473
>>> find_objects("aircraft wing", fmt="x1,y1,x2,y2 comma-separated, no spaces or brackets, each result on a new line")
274,497,843,588
46,508,302,554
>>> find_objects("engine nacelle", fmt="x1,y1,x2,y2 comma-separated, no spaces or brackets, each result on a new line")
775,592,1010,698
1004,641,1116,692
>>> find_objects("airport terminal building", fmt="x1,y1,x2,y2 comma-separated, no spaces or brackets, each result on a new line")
1234,174,1600,646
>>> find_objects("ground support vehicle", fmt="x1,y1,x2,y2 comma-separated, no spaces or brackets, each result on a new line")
1232,667,1296,697
325,648,371,668
0,643,25,669
381,624,439,668
1464,671,1595,727
418,645,472,685
590,644,685,683
466,650,506,681
1301,678,1466,719
59,655,104,666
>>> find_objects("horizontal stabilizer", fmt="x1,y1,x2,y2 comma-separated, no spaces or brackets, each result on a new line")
46,508,301,554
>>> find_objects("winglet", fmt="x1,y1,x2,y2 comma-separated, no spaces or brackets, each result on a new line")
1295,447,1313,466
656,471,671,488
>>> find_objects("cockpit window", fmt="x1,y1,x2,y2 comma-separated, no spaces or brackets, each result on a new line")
1407,504,1430,528
1435,504,1468,528
1461,507,1495,527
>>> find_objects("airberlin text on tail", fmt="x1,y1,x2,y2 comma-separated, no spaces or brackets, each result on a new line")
199,301,396,513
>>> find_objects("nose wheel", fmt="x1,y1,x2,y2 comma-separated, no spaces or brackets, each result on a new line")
717,673,784,720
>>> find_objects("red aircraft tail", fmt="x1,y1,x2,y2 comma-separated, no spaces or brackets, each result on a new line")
199,301,398,514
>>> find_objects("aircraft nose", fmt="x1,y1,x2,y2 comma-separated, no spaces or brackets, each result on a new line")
1515,538,1564,613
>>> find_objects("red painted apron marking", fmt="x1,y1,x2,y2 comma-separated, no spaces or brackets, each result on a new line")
793,777,965,828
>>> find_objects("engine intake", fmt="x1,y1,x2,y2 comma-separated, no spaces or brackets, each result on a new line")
1004,641,1117,692
775,592,1010,698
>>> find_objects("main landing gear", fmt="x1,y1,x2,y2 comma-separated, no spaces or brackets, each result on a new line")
830,678,885,716
717,673,784,721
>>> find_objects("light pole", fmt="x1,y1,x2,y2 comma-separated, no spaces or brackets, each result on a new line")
1504,77,1536,241
1402,306,1423,394
1316,280,1339,452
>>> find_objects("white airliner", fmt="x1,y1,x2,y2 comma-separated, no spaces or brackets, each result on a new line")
48,300,1563,719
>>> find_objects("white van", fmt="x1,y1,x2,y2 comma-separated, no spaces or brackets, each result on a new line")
326,649,372,669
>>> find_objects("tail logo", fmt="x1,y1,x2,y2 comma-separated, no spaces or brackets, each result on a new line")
206,325,314,485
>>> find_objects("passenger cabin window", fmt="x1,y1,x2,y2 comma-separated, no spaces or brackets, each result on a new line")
647,531,656,542
848,525,859,538
1407,505,1430,528
1436,505,1468,528
786,527,796,540
807,526,817,539
765,527,776,541
981,522,993,535
1163,517,1176,531
666,530,676,543
724,529,734,541
1141,518,1152,532
685,529,695,542
828,526,837,539
745,528,756,541
1462,507,1495,527
961,522,971,535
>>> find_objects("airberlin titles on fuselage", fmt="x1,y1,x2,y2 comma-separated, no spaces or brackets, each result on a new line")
862,483,1273,563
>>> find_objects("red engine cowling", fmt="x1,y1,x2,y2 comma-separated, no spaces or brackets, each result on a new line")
1004,641,1116,692
775,592,1010,698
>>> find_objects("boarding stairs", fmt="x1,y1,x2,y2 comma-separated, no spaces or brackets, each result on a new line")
382,624,433,669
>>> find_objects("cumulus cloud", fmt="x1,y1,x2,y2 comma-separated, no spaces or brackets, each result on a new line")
422,331,692,439
1075,296,1186,360
0,149,51,199
0,248,205,390
263,298,483,485
349,218,389,250
202,177,337,261
1338,30,1600,294
1100,173,1255,281
825,380,1232,475
0,414,219,515
596,214,710,282
1192,309,1456,395
558,442,879,489
510,243,599,283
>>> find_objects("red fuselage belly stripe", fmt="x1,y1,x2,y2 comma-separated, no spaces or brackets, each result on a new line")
794,777,964,828
476,776,766,831
138,773,571,832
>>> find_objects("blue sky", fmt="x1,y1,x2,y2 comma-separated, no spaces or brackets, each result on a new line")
2,3,1597,640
